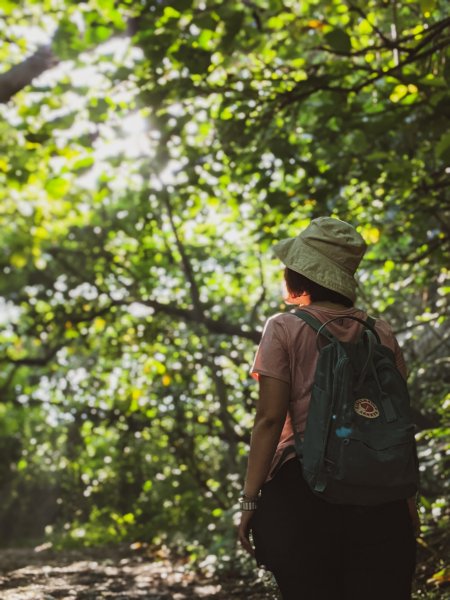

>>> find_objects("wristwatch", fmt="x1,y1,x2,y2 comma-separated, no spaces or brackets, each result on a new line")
239,494,259,511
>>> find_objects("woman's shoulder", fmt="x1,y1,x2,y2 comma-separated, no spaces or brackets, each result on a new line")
266,310,299,321
262,311,317,340
264,310,311,327
370,315,397,341
262,312,292,334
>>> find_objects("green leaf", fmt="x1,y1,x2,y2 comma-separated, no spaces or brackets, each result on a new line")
324,28,352,53
0,0,17,15
45,178,71,198
165,6,182,18
435,132,450,161
222,11,245,50
72,157,95,171
92,25,112,43
173,47,211,74
419,0,436,13
52,18,88,60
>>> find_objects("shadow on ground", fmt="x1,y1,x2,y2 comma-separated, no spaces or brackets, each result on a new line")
0,546,278,599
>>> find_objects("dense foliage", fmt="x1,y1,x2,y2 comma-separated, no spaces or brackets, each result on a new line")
0,0,449,596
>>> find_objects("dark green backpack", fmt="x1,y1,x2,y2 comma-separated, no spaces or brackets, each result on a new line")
293,310,419,506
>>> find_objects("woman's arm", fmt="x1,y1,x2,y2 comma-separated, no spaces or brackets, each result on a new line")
238,375,290,554
243,375,290,497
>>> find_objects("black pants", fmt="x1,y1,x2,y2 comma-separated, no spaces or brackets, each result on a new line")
251,459,416,600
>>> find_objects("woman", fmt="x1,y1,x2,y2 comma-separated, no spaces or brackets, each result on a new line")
238,217,419,600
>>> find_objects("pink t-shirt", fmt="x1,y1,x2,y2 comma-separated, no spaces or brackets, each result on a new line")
251,305,407,481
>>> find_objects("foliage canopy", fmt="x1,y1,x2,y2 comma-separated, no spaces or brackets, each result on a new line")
0,0,449,593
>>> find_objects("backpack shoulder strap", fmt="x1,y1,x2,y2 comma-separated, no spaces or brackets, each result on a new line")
366,315,376,329
365,315,380,343
293,309,336,343
294,310,381,343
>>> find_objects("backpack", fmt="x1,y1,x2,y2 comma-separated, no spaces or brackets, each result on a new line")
292,309,419,506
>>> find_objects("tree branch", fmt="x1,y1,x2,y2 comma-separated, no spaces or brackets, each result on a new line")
141,298,261,343
347,1,393,46
394,316,444,335
2,342,65,366
207,357,243,450
407,16,450,56
249,256,266,325
363,238,444,265
351,39,450,94
0,46,58,103
0,365,19,397
275,26,450,110
159,191,204,319
0,295,260,374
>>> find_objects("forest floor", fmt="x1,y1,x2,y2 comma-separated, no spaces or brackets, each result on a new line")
0,545,278,600
0,543,447,599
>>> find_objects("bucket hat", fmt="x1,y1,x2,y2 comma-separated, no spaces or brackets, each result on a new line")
273,217,367,302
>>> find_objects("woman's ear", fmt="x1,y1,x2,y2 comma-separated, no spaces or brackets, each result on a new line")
284,289,311,306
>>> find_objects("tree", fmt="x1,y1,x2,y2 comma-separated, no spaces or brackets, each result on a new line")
0,0,448,593
0,46,59,104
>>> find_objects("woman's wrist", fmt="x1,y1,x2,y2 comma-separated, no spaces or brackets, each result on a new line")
242,492,259,501
239,491,260,511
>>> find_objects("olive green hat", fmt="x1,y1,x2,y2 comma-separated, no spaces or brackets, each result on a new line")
273,217,367,302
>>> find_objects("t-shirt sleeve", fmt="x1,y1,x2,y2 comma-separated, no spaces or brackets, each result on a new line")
374,318,408,380
251,316,290,383
393,337,408,380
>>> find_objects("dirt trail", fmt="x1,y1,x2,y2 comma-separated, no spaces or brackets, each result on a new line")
0,546,277,599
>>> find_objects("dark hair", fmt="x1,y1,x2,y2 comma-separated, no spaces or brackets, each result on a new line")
284,268,353,307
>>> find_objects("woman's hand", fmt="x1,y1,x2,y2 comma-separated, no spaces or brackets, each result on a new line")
238,510,256,556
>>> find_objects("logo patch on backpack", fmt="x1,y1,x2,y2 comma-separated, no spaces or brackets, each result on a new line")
354,398,380,419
